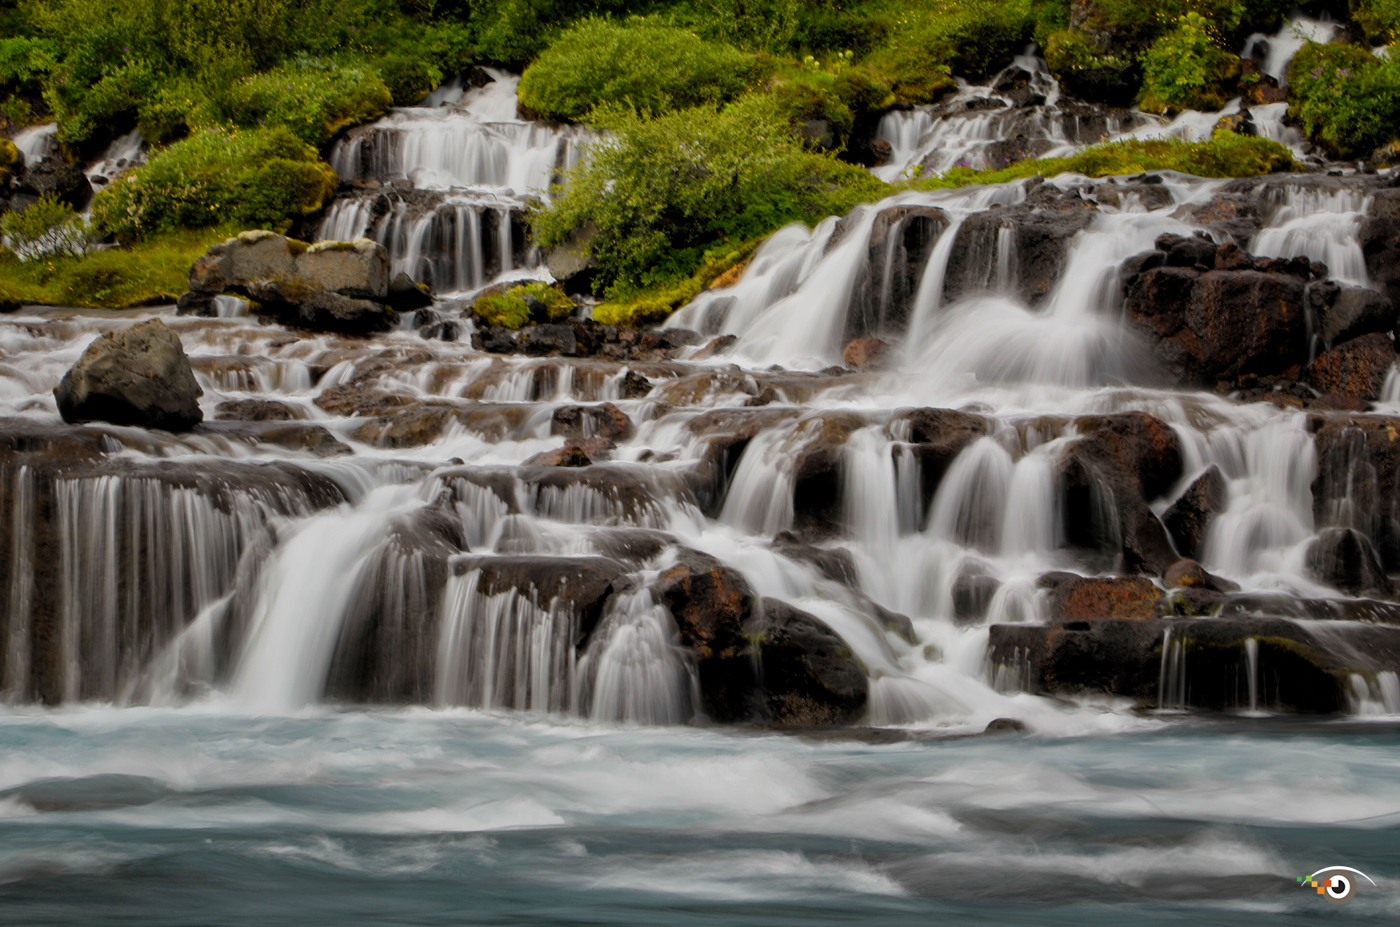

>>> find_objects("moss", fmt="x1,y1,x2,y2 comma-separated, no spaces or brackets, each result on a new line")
472,282,575,329
593,238,761,327
909,131,1295,187
0,226,233,308
1043,29,1140,106
0,137,20,186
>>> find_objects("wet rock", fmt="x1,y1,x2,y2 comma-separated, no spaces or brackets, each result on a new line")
986,614,1400,712
772,531,860,586
213,399,305,422
1319,286,1396,346
314,383,415,417
1162,559,1239,593
472,324,518,353
1123,240,1314,386
1163,465,1228,559
943,193,1097,307
460,554,627,647
1307,527,1395,598
1361,187,1400,306
200,421,352,457
384,271,434,312
842,204,947,339
952,568,1002,626
251,288,396,336
746,598,868,725
325,505,466,703
551,402,631,442
54,319,204,431
544,222,599,295
886,407,990,514
17,156,93,211
175,291,216,317
619,370,653,399
524,440,599,467
517,323,579,357
984,717,1028,734
692,334,737,360
296,239,390,299
1047,575,1165,623
1308,412,1400,570
659,548,756,720
1305,332,1397,400
1171,194,1261,245
842,337,891,370
586,528,676,565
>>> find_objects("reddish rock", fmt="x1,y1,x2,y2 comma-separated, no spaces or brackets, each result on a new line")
1306,332,1397,400
842,336,892,370
1047,575,1165,623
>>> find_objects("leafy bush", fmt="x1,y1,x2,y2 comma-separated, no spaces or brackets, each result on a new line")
1043,28,1139,105
473,281,574,328
0,138,21,186
518,18,765,121
1350,0,1400,43
195,59,392,146
862,0,1036,102
1140,12,1235,113
0,193,89,260
91,127,337,241
1288,41,1400,158
531,95,885,296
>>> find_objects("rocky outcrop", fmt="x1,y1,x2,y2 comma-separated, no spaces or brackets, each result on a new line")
1307,527,1395,599
472,319,705,362
1123,234,1328,386
987,613,1400,712
840,204,947,340
16,156,93,211
1305,332,1397,400
1309,412,1400,570
943,182,1098,307
1059,412,1182,574
1163,465,1227,559
183,232,409,334
54,319,204,431
657,549,867,725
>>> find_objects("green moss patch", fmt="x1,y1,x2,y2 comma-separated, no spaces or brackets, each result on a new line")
473,282,575,329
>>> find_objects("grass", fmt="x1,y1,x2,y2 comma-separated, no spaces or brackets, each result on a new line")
0,227,231,309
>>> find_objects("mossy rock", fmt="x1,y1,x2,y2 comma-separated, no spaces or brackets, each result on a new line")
471,282,575,329
0,138,21,187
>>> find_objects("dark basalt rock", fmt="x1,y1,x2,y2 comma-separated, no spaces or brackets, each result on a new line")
1046,575,1165,623
1123,237,1320,386
213,399,305,422
1305,332,1397,400
987,614,1400,712
54,319,204,431
943,187,1098,307
384,271,435,312
952,566,1002,626
1319,286,1396,347
886,407,990,517
1059,412,1182,575
1163,465,1228,560
1360,187,1400,307
745,598,868,725
1307,527,1396,599
1162,559,1238,594
455,554,628,648
551,402,632,441
17,156,93,211
1308,412,1400,571
252,288,396,336
840,204,948,340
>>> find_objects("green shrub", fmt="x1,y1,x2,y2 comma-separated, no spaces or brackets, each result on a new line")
531,94,885,296
1287,41,1400,158
1350,0,1400,43
518,17,766,121
0,192,89,261
91,126,337,241
862,0,1035,103
0,138,21,186
472,281,574,328
378,56,445,106
195,59,392,147
1043,28,1140,105
1140,13,1235,113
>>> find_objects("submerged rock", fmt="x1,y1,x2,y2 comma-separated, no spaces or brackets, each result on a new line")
1307,527,1395,599
1163,466,1228,560
54,319,204,431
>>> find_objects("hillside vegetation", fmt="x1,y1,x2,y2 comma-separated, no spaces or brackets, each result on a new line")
0,0,1392,313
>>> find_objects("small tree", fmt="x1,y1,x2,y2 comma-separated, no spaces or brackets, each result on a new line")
0,193,90,261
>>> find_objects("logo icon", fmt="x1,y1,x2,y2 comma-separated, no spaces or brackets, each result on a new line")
1298,867,1376,905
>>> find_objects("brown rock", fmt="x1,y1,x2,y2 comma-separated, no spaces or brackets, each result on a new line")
54,319,204,432
1163,465,1228,559
842,337,892,370
1306,332,1397,400
1048,575,1165,623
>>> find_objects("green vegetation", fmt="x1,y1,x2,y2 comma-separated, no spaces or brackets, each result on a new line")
911,132,1295,189
1288,41,1400,158
192,61,393,148
593,238,758,327
531,95,885,297
473,281,575,328
0,192,88,260
1139,13,1236,114
90,127,337,242
1352,0,1400,43
518,18,764,121
0,227,230,309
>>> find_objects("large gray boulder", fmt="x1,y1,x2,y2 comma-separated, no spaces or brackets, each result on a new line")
186,231,399,334
54,319,204,431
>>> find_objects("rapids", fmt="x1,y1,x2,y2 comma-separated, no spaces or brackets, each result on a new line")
3,25,1400,923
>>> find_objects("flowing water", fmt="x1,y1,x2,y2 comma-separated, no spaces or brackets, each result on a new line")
4,32,1400,924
